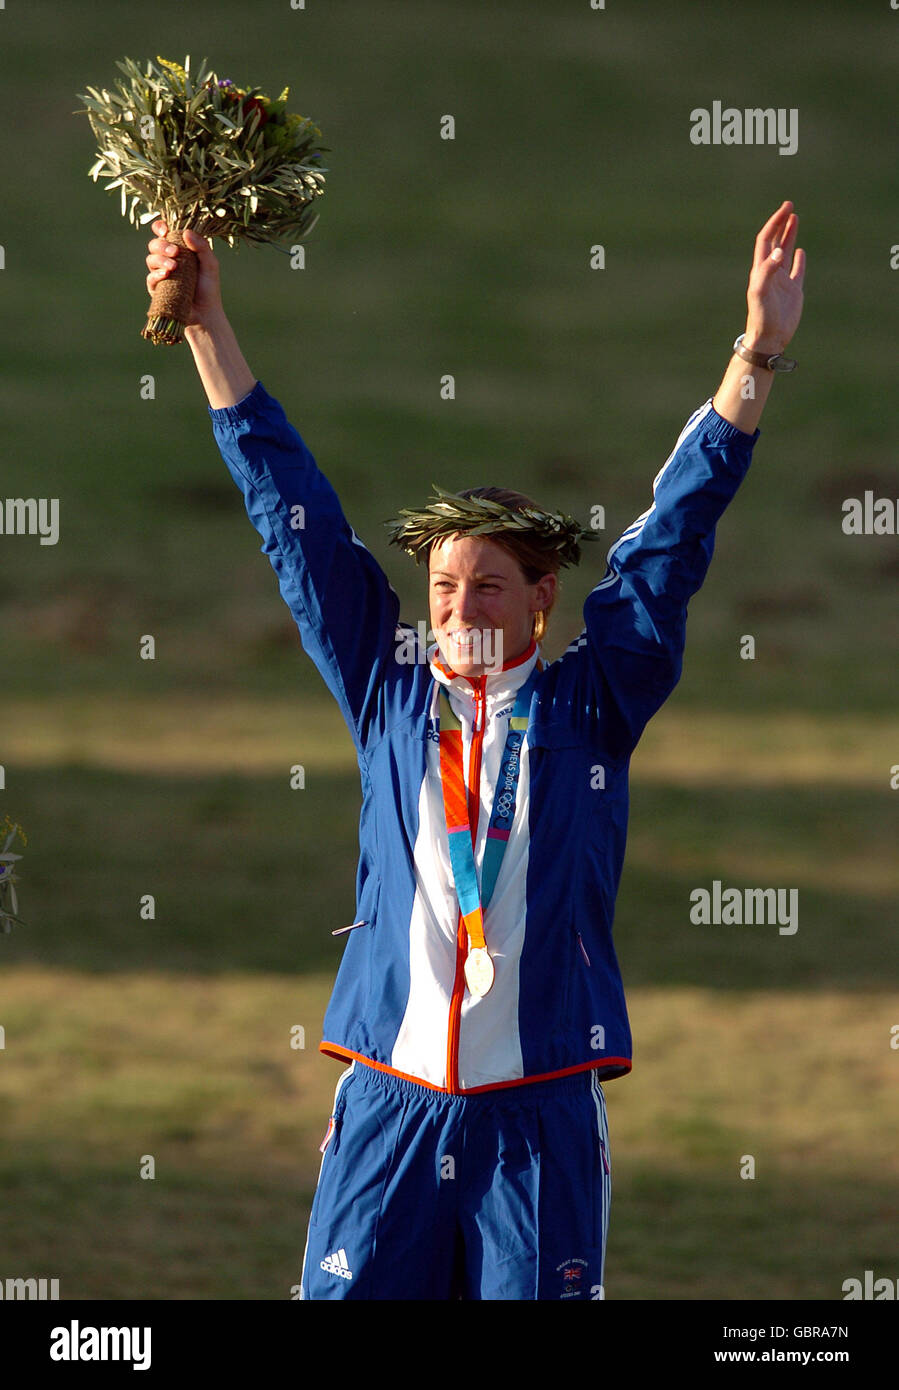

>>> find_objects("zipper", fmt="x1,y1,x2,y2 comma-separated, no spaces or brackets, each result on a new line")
445,675,486,1094
331,920,367,937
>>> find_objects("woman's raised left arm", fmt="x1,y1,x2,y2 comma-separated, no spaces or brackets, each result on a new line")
712,200,806,434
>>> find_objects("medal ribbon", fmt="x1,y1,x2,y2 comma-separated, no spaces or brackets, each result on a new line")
437,664,541,955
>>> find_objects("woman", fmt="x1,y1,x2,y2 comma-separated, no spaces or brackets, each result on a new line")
146,202,804,1300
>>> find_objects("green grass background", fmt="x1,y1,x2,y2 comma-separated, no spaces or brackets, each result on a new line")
0,0,896,1300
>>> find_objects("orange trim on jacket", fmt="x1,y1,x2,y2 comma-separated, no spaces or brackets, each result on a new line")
319,1040,632,1093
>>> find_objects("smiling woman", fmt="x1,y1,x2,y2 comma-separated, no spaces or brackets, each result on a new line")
143,200,804,1301
388,482,592,672
429,548,529,678
426,517,559,673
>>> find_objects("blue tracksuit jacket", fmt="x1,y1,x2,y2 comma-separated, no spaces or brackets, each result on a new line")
211,383,759,1095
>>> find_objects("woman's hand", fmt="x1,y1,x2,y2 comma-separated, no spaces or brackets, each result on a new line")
711,201,807,433
145,220,224,330
145,219,255,408
742,200,805,355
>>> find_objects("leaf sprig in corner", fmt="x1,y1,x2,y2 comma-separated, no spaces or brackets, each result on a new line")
0,817,27,934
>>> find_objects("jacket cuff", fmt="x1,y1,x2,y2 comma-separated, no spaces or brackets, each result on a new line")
704,398,761,446
207,379,268,424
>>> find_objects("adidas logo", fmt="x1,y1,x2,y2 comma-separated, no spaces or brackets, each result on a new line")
320,1248,353,1280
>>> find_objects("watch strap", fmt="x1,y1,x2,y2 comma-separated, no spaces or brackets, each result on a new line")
733,332,797,372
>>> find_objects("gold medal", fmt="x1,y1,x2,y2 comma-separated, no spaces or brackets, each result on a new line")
464,945,495,998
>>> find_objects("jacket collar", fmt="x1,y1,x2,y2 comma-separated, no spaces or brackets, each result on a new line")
429,635,541,708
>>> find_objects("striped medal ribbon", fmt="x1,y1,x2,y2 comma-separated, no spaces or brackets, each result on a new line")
437,664,541,998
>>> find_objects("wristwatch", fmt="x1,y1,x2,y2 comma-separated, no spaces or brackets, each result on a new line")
733,333,797,372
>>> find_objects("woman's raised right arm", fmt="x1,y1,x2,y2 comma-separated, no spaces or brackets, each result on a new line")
145,220,256,409
147,221,402,753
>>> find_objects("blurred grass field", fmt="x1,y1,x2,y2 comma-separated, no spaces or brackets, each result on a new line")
0,0,897,1299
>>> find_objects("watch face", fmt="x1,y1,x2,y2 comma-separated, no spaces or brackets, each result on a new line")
771,356,796,372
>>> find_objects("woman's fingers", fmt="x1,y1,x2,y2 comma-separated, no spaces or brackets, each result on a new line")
146,239,178,294
146,226,213,272
145,232,182,283
181,228,208,252
144,221,222,316
762,198,792,235
778,211,799,263
789,245,807,288
755,200,792,265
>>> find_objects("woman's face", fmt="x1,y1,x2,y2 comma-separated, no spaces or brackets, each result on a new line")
428,534,556,677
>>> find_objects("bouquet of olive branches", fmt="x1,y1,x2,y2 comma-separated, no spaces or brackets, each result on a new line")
79,55,328,343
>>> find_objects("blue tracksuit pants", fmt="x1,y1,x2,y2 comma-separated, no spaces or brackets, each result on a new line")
300,1061,611,1300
